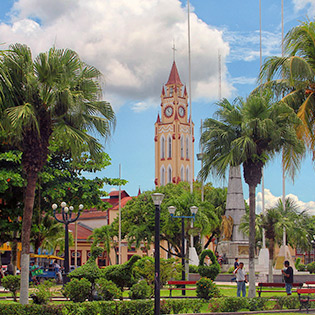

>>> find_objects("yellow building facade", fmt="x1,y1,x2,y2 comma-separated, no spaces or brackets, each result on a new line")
154,61,194,186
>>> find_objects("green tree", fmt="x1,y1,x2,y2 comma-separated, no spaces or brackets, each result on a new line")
199,91,304,297
111,182,221,258
87,225,114,265
259,198,313,281
30,211,64,255
0,44,115,304
259,20,315,161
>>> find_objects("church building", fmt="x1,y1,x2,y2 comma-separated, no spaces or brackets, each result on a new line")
154,61,194,186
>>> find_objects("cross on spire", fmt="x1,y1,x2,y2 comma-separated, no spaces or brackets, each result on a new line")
172,40,177,61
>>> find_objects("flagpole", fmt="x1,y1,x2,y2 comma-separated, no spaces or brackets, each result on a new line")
187,0,193,194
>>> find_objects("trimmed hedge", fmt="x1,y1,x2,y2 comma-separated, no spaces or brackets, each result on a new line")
198,249,221,280
0,299,203,315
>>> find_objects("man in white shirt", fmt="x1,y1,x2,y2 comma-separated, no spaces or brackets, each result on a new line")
233,262,247,297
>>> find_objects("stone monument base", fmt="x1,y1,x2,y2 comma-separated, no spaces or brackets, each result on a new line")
216,240,250,266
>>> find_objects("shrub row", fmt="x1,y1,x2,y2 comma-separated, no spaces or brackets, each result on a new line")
0,299,203,315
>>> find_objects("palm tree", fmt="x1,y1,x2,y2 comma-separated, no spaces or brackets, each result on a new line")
261,198,312,281
30,211,64,255
199,91,304,297
87,225,113,265
0,44,115,304
259,20,315,160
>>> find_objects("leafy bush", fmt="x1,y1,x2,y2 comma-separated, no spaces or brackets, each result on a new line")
189,264,199,273
196,277,220,300
295,257,306,271
227,266,235,273
133,256,182,288
208,297,248,312
275,296,300,310
198,249,221,280
63,278,91,302
0,299,200,315
101,255,141,290
1,275,20,302
129,280,152,300
69,247,102,284
95,278,122,301
248,297,268,311
30,280,54,305
307,261,315,273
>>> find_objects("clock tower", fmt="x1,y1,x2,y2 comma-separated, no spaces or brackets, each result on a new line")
154,61,194,186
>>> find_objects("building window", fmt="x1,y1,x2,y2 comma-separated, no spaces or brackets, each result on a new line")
186,167,189,182
181,166,184,181
128,247,136,252
168,166,172,183
170,87,173,97
186,136,189,159
180,136,184,159
161,166,165,186
168,136,172,158
161,136,165,159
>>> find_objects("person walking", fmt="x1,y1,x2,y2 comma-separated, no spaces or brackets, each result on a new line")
234,258,239,269
53,260,63,284
233,262,247,297
282,260,293,295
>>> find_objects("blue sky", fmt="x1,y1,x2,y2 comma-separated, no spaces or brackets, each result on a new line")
0,0,314,213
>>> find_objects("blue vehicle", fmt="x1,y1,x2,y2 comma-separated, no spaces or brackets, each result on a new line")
30,254,64,283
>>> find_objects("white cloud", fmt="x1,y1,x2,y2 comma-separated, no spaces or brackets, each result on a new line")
0,0,231,112
223,30,282,63
230,76,257,85
254,188,315,215
293,0,315,17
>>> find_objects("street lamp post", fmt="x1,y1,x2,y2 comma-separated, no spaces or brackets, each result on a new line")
168,205,198,295
52,202,83,284
151,193,164,315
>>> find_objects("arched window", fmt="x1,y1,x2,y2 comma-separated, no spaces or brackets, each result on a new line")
186,136,189,159
168,136,172,159
161,166,165,186
161,136,165,159
169,87,173,97
180,136,184,159
186,166,189,182
168,166,172,183
180,166,184,181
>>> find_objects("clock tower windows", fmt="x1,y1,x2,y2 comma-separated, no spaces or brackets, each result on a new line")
161,136,165,159
167,135,172,159
168,166,172,183
180,135,184,159
161,166,165,186
186,136,189,159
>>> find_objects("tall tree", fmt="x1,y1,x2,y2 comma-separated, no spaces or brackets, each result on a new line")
259,20,315,162
199,91,304,297
87,225,113,265
0,44,115,304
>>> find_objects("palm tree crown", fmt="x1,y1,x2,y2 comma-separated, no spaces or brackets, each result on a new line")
259,20,315,158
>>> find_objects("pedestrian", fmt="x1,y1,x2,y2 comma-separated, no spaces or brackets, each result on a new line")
282,260,293,295
53,260,63,284
231,258,239,282
233,262,247,297
30,261,41,285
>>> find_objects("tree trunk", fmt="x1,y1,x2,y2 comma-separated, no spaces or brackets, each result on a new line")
20,171,38,305
248,184,256,298
11,238,18,275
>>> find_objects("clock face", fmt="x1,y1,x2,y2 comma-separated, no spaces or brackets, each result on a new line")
165,106,173,117
178,106,185,117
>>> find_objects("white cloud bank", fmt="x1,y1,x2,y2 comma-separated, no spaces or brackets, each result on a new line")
254,188,315,215
0,0,233,111
293,0,315,17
